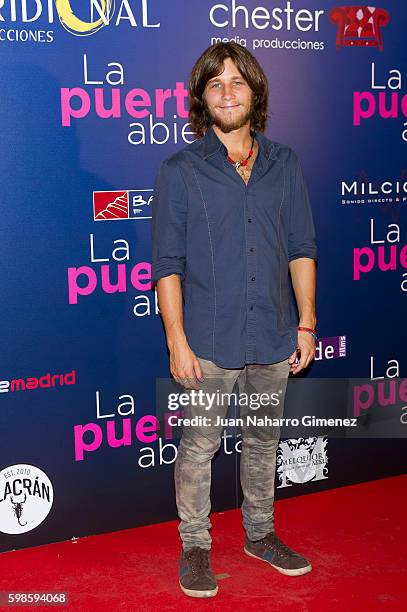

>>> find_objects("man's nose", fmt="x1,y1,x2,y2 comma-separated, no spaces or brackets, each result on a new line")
221,83,235,99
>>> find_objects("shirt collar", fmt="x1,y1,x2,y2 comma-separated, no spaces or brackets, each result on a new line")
201,125,278,162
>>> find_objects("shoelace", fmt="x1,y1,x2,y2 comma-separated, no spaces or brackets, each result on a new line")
185,547,210,574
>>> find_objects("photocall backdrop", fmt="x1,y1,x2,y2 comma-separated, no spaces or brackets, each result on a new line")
0,1,406,552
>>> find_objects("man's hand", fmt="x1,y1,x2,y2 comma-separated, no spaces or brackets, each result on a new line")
169,339,204,390
288,331,316,375
155,275,204,389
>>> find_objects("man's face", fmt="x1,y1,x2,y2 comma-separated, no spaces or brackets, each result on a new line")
203,57,254,134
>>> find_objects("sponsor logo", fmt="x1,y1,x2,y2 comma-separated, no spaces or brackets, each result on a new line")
93,190,153,221
0,464,54,535
0,370,76,394
330,6,390,50
340,172,407,205
315,336,347,360
209,1,324,32
57,0,160,36
209,1,326,52
0,0,160,43
277,436,328,488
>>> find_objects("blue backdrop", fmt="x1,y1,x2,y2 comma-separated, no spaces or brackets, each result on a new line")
0,1,406,552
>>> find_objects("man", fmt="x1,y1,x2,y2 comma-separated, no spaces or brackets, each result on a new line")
151,42,317,598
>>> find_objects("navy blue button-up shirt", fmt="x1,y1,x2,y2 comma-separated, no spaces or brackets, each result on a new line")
151,126,317,369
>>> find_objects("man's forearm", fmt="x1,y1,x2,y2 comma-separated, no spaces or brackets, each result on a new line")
288,257,317,328
156,274,188,349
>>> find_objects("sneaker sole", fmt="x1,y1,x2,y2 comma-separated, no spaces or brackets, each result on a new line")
179,580,219,598
244,547,312,576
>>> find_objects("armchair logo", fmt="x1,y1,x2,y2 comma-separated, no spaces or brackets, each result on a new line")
330,6,390,51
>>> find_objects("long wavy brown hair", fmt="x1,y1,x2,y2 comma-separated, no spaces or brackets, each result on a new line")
188,42,269,138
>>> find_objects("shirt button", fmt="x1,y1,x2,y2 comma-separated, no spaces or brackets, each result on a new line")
248,218,252,223
250,306,254,310
251,277,255,281
250,247,254,252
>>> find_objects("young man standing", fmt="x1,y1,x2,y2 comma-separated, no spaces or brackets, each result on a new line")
151,42,317,598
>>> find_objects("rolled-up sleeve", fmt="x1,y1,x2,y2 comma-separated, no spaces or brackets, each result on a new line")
151,158,187,287
287,149,318,262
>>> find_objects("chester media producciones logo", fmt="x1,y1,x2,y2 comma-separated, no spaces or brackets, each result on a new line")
0,464,54,535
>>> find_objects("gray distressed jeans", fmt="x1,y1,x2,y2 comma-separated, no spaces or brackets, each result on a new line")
174,356,291,551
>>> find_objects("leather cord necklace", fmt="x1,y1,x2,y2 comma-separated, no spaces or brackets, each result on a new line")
227,132,255,170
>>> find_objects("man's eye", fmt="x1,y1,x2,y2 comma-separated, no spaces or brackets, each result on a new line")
209,81,243,89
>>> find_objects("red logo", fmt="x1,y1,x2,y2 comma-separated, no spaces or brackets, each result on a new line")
330,6,390,51
93,191,129,220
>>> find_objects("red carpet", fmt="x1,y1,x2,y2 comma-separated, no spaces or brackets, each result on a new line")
0,475,406,611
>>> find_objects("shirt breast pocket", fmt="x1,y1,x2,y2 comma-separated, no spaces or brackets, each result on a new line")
257,165,286,221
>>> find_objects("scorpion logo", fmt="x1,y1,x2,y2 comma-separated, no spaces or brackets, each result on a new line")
10,494,28,527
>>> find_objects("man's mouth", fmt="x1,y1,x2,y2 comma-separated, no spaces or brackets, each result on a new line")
219,104,240,110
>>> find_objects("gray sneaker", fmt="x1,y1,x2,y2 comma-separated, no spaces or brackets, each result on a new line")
179,547,218,598
244,531,312,576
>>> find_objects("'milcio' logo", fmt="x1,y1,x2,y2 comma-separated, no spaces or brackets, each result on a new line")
93,190,153,220
330,6,390,51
